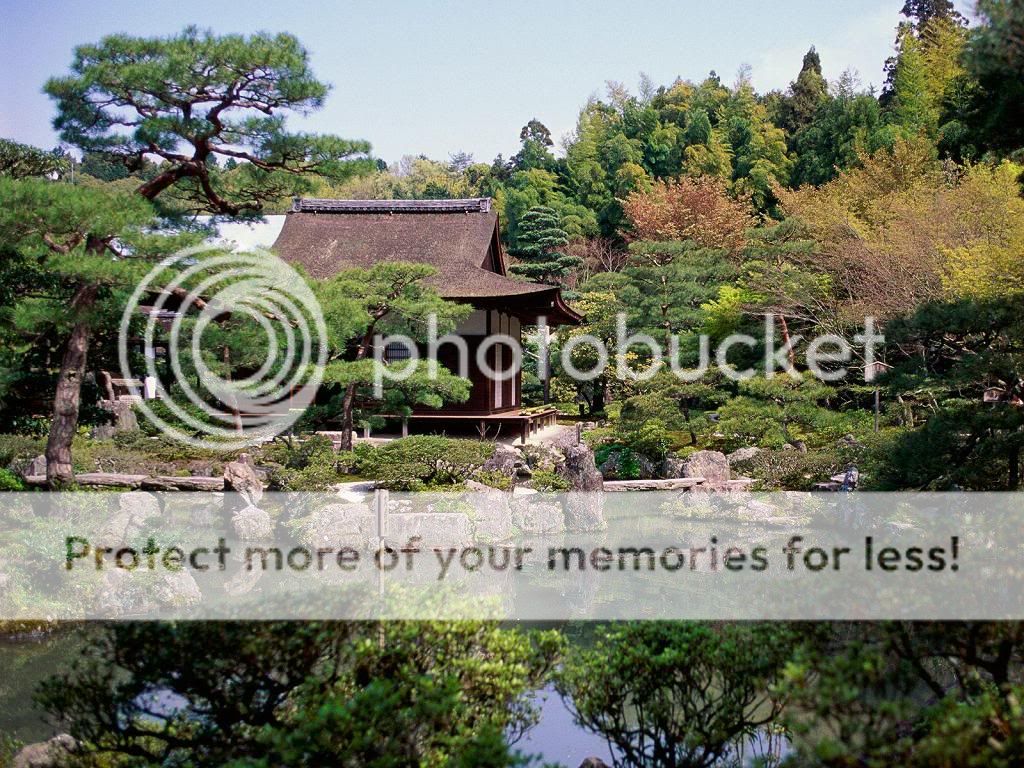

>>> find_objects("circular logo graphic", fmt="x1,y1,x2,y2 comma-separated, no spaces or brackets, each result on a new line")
118,244,327,450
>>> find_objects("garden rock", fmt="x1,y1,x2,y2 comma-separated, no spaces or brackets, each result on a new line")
223,454,264,506
224,455,270,539
564,492,606,532
99,492,161,542
463,482,514,543
511,499,565,534
386,512,472,548
559,443,604,492
482,443,530,479
521,444,564,473
297,502,374,549
232,505,273,540
153,569,203,608
682,450,731,484
727,447,761,465
659,455,687,478
24,455,47,478
13,734,76,768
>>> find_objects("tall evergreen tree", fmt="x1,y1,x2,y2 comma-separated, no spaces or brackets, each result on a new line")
508,206,582,285
901,0,965,30
962,0,1024,156
780,47,829,138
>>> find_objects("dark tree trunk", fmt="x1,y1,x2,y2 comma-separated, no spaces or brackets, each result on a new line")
339,382,357,451
338,328,377,452
45,282,99,487
1009,443,1021,491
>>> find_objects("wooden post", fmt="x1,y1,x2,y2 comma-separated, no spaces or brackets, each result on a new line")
521,421,528,445
374,488,389,548
401,417,409,438
374,488,388,645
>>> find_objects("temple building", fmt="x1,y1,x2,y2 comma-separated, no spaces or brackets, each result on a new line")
272,197,581,440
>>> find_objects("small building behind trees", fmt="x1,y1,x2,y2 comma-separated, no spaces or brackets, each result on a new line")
273,197,581,440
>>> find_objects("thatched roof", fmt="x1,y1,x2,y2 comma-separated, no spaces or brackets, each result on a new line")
273,198,582,324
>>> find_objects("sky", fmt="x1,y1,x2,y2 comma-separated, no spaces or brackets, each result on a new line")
0,0,973,165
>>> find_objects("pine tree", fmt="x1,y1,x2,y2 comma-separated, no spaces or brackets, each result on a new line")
508,206,582,285
35,27,372,484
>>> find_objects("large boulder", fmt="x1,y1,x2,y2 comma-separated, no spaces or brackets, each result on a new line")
521,443,565,473
681,450,731,484
511,500,565,535
232,505,273,540
464,481,515,543
559,444,604,492
13,734,76,768
386,512,473,548
482,443,531,479
659,454,687,478
99,492,161,542
152,569,203,608
224,455,270,539
23,455,47,478
727,447,761,466
296,502,375,549
223,454,264,506
98,566,202,616
564,493,606,532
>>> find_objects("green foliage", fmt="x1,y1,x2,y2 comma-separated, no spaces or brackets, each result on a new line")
619,241,738,352
37,621,560,767
0,139,69,180
473,469,515,491
0,434,46,472
508,205,582,285
528,469,570,492
355,436,495,491
45,26,373,215
716,374,855,451
781,622,1024,767
732,448,849,491
618,418,672,461
593,444,646,480
962,0,1024,158
0,733,21,768
789,72,888,187
557,622,801,768
0,468,25,491
260,436,357,491
315,262,472,446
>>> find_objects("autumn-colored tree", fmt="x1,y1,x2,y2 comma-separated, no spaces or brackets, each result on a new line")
622,177,753,253
778,138,948,320
780,139,1024,322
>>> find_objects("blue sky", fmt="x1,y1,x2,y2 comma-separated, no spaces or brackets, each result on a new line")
0,0,971,165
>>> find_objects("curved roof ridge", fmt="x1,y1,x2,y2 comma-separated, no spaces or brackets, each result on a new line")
291,197,492,214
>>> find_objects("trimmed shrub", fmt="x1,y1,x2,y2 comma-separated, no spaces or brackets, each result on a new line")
529,469,570,492
733,448,847,491
356,436,495,491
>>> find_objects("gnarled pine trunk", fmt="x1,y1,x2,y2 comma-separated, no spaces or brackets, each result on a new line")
45,283,98,486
